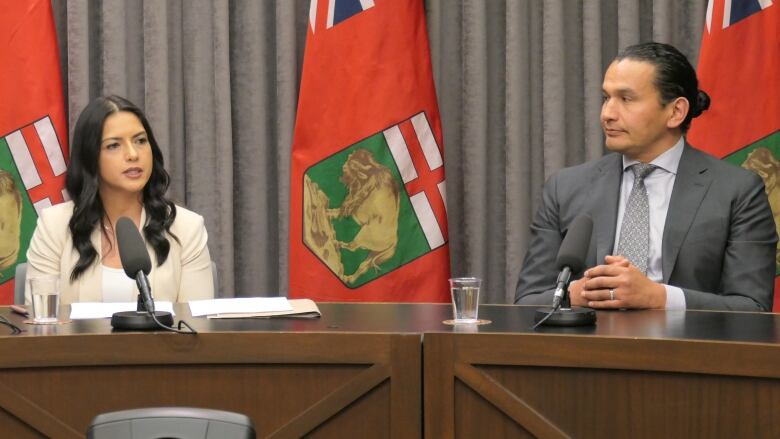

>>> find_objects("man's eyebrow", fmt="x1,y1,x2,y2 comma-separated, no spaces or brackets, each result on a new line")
603,87,637,95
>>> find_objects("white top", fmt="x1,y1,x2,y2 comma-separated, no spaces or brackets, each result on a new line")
101,265,136,303
614,136,686,310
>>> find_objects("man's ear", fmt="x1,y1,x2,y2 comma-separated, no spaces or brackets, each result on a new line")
666,97,689,129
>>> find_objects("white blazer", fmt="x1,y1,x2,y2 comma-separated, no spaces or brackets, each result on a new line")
25,201,215,305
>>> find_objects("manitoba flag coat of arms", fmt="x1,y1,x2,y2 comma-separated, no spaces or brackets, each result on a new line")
688,0,780,311
289,0,451,302
0,0,69,304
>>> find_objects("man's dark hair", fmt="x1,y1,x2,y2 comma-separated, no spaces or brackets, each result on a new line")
615,42,710,132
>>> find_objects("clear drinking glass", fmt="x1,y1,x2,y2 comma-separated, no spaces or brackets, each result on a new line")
449,277,481,324
28,275,60,324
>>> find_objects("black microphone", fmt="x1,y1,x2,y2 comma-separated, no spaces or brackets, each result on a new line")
116,217,155,313
533,215,596,328
110,216,174,330
551,215,592,309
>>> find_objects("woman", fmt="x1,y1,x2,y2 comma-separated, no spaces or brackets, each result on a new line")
26,95,214,304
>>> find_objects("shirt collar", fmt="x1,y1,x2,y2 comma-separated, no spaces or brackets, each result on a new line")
622,136,684,175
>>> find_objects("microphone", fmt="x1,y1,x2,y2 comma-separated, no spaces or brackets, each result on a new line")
110,216,174,330
551,215,592,309
116,217,155,313
533,215,596,328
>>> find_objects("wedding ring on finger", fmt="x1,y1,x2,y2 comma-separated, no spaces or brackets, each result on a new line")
609,289,615,300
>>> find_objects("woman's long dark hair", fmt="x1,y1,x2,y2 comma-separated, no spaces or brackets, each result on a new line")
66,95,177,282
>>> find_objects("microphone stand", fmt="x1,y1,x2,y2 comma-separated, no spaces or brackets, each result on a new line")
533,279,597,328
111,295,175,330
110,216,196,333
111,271,175,330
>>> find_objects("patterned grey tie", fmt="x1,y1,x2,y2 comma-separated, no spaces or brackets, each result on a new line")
617,163,656,273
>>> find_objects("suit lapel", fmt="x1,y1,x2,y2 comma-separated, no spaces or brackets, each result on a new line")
661,145,712,283
592,154,623,265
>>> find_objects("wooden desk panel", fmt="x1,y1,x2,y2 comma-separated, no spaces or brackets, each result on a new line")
0,305,422,438
424,306,780,439
2,303,780,438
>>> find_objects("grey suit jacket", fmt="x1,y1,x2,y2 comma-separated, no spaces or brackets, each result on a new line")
515,144,777,311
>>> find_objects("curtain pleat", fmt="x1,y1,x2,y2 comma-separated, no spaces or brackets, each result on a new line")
51,0,705,303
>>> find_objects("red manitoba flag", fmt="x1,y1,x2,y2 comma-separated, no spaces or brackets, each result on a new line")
289,0,451,302
0,0,69,304
688,0,780,311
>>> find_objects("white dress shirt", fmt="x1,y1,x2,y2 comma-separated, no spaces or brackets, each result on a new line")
101,265,137,303
614,136,686,310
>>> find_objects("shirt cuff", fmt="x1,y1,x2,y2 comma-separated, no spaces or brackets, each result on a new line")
664,285,686,310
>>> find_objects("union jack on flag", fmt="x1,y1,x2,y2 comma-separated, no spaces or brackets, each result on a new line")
309,0,375,32
706,0,774,31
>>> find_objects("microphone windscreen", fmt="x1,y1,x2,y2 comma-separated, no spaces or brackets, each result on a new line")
116,216,152,278
555,215,593,274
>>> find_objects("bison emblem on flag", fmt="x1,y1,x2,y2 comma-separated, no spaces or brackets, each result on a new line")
302,111,447,288
729,140,780,270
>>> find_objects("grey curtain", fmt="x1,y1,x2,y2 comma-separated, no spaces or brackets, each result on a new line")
51,0,706,303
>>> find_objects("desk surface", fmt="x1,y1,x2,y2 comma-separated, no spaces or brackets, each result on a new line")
2,303,779,344
2,303,779,439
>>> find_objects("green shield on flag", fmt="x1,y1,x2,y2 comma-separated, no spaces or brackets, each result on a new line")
303,132,431,288
0,137,39,284
724,130,780,275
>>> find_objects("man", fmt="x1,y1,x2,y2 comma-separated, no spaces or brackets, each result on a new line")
515,42,777,311
0,170,23,273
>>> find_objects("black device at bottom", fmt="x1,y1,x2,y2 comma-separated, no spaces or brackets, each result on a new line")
534,307,596,326
111,310,174,330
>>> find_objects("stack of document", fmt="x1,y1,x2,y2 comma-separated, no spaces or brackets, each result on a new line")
188,297,321,319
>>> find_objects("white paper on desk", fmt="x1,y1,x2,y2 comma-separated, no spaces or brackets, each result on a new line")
188,297,292,317
70,301,175,319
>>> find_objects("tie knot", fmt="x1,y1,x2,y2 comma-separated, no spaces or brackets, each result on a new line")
631,163,656,180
